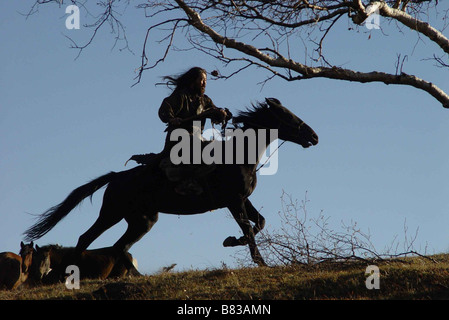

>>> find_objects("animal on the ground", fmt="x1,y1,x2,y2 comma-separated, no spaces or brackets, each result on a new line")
23,98,318,268
33,244,140,283
25,244,51,286
0,242,34,290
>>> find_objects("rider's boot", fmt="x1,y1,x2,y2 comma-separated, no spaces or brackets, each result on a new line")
127,153,160,166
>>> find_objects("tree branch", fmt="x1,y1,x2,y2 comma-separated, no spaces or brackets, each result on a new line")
27,0,448,108
353,1,449,55
174,0,449,108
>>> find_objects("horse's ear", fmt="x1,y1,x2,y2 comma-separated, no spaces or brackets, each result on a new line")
20,241,24,248
265,98,281,108
36,244,40,250
30,241,34,247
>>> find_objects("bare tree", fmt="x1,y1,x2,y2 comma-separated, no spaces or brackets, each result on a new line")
29,0,449,108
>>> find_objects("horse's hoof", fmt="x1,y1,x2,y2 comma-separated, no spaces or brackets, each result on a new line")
255,257,267,267
223,236,238,247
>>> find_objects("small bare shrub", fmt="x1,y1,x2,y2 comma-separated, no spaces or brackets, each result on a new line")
238,191,432,266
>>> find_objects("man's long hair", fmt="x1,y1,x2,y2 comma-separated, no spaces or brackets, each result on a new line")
161,67,206,92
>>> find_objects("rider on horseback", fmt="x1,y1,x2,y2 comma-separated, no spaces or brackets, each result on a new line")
129,67,231,195
159,67,228,147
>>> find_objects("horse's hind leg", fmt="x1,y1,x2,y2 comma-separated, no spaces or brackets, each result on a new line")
114,212,158,252
75,203,123,253
112,212,158,272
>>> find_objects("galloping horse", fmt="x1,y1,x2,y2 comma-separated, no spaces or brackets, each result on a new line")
24,98,318,268
0,242,34,290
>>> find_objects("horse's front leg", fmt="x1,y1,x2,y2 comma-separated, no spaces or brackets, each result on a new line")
245,199,265,237
223,200,266,266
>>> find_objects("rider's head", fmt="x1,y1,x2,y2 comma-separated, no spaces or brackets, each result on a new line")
163,67,207,95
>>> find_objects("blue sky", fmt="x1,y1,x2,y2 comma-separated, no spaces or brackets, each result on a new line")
1,1,449,274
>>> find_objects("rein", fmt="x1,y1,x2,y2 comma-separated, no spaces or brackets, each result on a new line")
209,105,299,172
229,112,289,174
256,140,285,173
218,121,286,173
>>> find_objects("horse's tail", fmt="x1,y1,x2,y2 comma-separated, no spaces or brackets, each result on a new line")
23,172,116,242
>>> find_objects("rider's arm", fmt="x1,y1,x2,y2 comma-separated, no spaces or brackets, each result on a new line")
203,95,228,123
159,93,184,124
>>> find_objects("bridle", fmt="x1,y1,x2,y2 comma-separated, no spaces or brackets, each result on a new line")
217,106,308,173
267,106,306,131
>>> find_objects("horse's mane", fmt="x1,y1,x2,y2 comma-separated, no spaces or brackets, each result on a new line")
39,244,73,252
232,101,271,127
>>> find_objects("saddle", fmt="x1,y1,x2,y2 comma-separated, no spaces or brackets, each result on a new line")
126,153,216,196
159,158,216,196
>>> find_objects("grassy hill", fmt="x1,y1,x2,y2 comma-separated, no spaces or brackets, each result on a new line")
1,254,449,300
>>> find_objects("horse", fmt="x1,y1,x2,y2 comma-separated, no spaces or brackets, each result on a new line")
0,242,34,290
23,98,319,268
34,244,140,283
26,244,51,285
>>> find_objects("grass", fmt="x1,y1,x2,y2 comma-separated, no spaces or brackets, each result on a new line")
1,254,449,300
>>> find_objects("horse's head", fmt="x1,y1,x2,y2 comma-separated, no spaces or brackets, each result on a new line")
234,98,318,148
264,98,318,148
31,245,52,280
19,241,34,274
